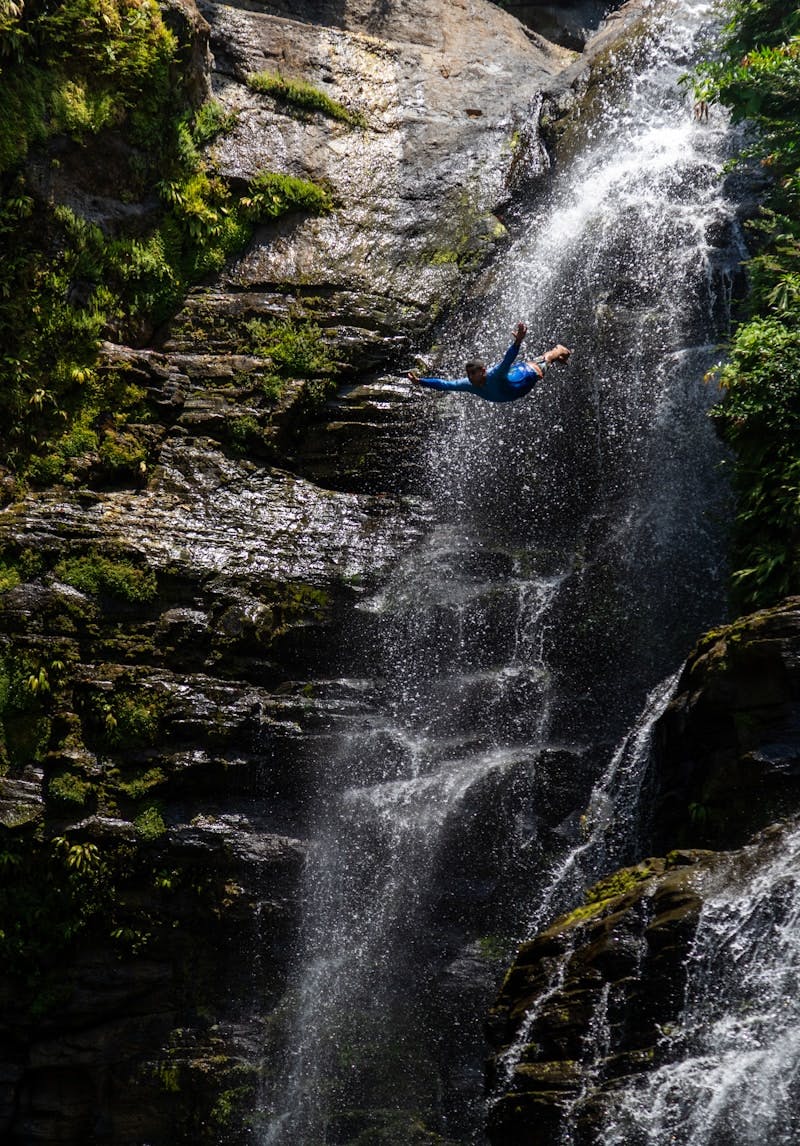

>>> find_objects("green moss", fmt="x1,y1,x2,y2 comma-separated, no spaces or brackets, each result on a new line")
134,804,166,839
98,430,147,476
0,563,21,595
246,70,366,127
18,549,45,580
155,1063,182,1093
117,767,166,799
48,771,92,806
210,1085,252,1127
55,551,157,603
556,862,659,929
428,250,459,266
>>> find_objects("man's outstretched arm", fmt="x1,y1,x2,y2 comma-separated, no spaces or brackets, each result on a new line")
407,372,474,392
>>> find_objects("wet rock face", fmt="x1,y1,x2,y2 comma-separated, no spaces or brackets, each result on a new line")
0,0,567,1135
159,0,572,491
485,819,800,1146
647,598,800,852
486,850,716,1144
502,0,618,50
485,598,800,1146
0,0,671,1140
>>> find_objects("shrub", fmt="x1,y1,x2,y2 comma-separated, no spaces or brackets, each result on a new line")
693,0,800,609
192,99,238,146
0,564,21,595
245,316,336,377
135,804,166,839
49,771,92,806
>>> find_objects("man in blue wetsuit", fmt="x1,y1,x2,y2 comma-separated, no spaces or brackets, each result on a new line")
407,322,571,402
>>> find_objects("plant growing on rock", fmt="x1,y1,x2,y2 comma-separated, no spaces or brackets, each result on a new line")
54,551,158,603
240,169,333,222
245,315,338,403
0,0,340,485
246,70,366,127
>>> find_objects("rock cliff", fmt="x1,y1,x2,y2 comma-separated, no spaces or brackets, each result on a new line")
0,0,609,1141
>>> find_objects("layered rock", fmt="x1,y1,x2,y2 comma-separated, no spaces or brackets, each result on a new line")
486,849,717,1143
648,597,800,852
486,600,800,1145
1,0,687,1139
0,0,590,1140
486,820,800,1144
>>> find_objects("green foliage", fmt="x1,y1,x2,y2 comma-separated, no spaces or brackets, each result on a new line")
0,563,21,595
693,0,800,608
0,0,332,482
98,429,147,477
117,766,166,799
0,653,53,771
245,315,338,403
226,415,264,456
0,0,176,171
240,170,333,222
49,771,92,806
0,829,111,985
191,99,239,146
104,692,163,747
55,551,158,603
134,804,166,839
246,70,366,127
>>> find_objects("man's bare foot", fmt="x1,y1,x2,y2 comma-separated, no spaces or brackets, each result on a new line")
545,344,571,365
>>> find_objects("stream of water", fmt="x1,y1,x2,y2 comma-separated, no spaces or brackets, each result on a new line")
260,0,743,1140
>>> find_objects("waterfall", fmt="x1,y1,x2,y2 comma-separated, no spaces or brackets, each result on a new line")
596,821,800,1145
492,669,681,1095
259,0,743,1140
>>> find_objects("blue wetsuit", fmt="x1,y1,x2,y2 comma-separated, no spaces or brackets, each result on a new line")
419,343,544,403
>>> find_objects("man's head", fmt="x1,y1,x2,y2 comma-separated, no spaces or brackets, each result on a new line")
465,358,487,386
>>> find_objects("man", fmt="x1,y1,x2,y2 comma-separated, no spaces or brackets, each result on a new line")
407,322,571,403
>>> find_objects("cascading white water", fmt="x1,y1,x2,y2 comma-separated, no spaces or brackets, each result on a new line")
493,670,681,1094
260,0,743,1140
596,821,800,1146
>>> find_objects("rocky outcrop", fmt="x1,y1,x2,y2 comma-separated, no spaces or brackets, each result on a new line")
486,849,716,1143
155,0,577,490
486,821,799,1145
647,598,800,852
486,600,800,1145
